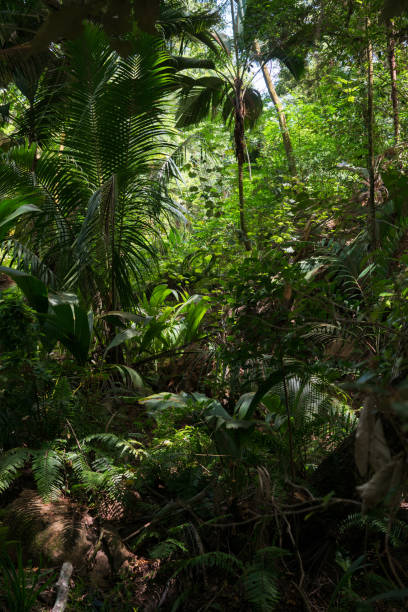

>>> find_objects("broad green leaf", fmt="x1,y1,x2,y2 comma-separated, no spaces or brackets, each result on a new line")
0,202,41,241
0,266,48,313
104,327,140,355
46,302,93,364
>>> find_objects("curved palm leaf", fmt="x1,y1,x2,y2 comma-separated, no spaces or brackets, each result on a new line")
0,24,179,312
157,0,220,53
176,75,227,128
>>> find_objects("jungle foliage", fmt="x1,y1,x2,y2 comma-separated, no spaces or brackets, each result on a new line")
0,1,408,610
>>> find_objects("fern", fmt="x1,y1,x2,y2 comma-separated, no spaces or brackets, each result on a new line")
339,513,408,548
68,451,108,493
133,529,161,550
0,432,143,503
82,432,146,460
0,448,31,493
149,537,188,560
243,548,286,612
174,551,243,577
67,441,135,502
31,447,65,501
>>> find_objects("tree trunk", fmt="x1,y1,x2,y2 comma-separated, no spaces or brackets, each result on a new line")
254,41,297,177
234,77,251,251
365,18,377,250
386,19,399,144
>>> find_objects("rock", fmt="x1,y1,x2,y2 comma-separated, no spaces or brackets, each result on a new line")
90,550,111,588
4,490,97,567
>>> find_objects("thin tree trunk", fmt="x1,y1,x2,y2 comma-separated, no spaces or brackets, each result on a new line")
234,78,251,251
245,140,252,181
386,19,399,144
254,41,297,177
230,0,251,250
366,18,377,250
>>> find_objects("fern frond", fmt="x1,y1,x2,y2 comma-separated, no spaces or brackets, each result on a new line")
244,565,279,611
32,447,64,500
67,450,92,482
82,432,145,460
174,551,243,577
149,537,188,560
0,447,31,493
243,547,286,611
339,513,408,548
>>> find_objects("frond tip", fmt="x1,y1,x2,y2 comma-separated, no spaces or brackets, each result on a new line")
0,447,31,493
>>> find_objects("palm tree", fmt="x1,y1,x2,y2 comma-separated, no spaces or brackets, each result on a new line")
176,1,263,250
175,0,305,249
0,24,179,315
253,40,297,177
0,0,220,149
244,0,312,178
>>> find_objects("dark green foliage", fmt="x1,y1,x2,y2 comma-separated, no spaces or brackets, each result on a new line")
1,1,408,609
0,545,55,612
243,547,287,611
0,288,38,357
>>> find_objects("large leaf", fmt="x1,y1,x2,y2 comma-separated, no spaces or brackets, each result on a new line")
46,302,93,365
0,266,92,363
0,200,41,242
182,299,209,343
104,327,140,355
0,265,48,313
246,368,287,420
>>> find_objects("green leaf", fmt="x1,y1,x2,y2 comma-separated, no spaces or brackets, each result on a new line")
235,392,256,420
46,302,93,365
113,365,144,389
104,328,139,355
0,266,48,313
366,588,408,603
246,369,286,420
0,202,41,241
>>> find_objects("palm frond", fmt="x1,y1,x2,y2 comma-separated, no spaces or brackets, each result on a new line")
157,0,220,53
0,23,182,310
176,76,227,128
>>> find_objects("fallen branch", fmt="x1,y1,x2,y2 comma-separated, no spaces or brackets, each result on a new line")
52,561,73,612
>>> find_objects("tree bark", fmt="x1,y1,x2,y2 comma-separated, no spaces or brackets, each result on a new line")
254,41,297,177
365,18,378,250
52,561,73,612
386,19,399,144
230,0,251,250
234,77,251,250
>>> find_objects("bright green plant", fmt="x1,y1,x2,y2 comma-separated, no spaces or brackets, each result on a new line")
0,432,145,504
0,23,180,314
104,284,210,360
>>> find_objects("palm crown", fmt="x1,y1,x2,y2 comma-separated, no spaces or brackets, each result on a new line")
0,24,179,312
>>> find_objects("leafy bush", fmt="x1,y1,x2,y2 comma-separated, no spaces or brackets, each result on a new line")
0,288,38,359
